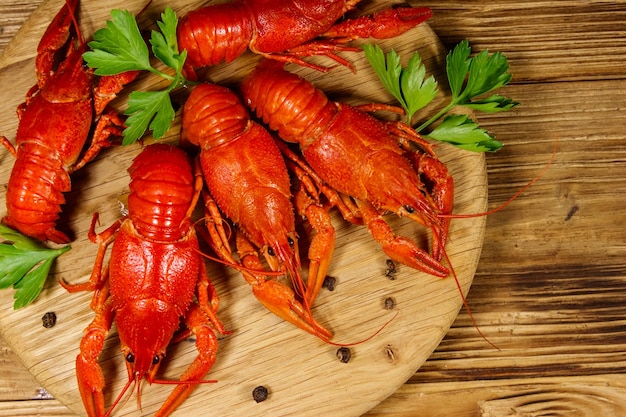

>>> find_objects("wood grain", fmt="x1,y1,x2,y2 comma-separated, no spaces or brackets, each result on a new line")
420,0,626,83
2,1,626,417
0,1,486,416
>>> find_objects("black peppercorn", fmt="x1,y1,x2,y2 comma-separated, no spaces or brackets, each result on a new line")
252,385,269,403
336,347,351,363
322,276,336,291
41,312,56,328
385,259,396,279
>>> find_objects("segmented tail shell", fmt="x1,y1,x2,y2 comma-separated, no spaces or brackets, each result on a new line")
241,61,336,148
127,144,195,241
181,83,248,149
2,142,69,243
178,3,253,69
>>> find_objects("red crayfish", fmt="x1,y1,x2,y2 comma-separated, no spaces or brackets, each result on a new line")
181,82,334,340
241,60,454,278
0,0,137,243
177,0,432,77
61,143,228,417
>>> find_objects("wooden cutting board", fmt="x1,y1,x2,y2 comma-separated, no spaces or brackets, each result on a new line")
0,1,487,416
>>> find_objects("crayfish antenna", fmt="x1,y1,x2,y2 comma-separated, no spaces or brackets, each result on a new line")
135,375,143,413
152,378,218,385
320,310,400,348
103,377,135,417
441,137,557,220
431,138,558,350
440,244,500,351
294,262,398,347
63,0,83,46
192,217,285,278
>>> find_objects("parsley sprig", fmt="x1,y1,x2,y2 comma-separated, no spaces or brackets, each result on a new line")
0,225,70,309
362,45,438,124
364,40,519,152
83,7,189,145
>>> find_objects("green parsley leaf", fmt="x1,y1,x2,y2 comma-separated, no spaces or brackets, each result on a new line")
365,40,518,152
401,52,438,121
463,49,512,100
83,9,152,75
0,225,71,309
362,45,403,106
84,7,191,145
445,40,471,99
150,7,186,73
463,94,518,113
363,43,438,124
123,90,175,145
425,114,503,152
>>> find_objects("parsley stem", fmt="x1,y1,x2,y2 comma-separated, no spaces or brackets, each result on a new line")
415,101,455,132
147,67,175,81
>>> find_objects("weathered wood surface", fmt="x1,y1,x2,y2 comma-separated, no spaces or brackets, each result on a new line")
1,0,626,416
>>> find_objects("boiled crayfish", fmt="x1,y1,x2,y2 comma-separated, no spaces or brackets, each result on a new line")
177,0,432,77
61,144,228,417
0,0,138,244
241,60,454,278
181,82,334,340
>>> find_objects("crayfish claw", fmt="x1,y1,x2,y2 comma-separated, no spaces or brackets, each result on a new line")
251,278,333,341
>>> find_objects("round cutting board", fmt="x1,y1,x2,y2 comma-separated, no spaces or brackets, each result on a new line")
0,1,488,416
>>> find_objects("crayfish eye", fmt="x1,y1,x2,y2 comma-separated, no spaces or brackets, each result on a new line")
125,353,135,363
267,247,275,256
152,355,160,365
404,205,416,214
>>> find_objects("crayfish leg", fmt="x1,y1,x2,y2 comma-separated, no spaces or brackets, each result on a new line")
74,297,115,417
236,232,333,341
93,71,140,116
35,0,79,88
154,304,220,417
70,110,126,173
403,152,454,261
293,181,336,306
320,6,432,42
267,44,359,73
0,136,17,158
356,199,449,277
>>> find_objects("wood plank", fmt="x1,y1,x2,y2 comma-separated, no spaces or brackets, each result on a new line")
409,79,626,382
0,399,74,416
418,0,626,82
366,375,626,416
0,2,486,417
1,2,626,417
0,1,41,53
0,337,49,402
2,1,626,83
0,79,613,417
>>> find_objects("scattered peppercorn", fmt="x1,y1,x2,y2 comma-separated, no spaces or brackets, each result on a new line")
385,259,396,279
322,275,336,291
41,312,56,328
252,385,269,403
336,347,351,363
384,296,396,310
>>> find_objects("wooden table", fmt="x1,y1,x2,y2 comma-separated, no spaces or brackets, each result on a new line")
1,1,625,416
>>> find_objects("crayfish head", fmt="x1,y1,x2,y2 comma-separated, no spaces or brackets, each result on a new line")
105,340,168,416
121,345,165,387
263,231,312,302
115,299,179,385
40,43,92,103
261,231,301,274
